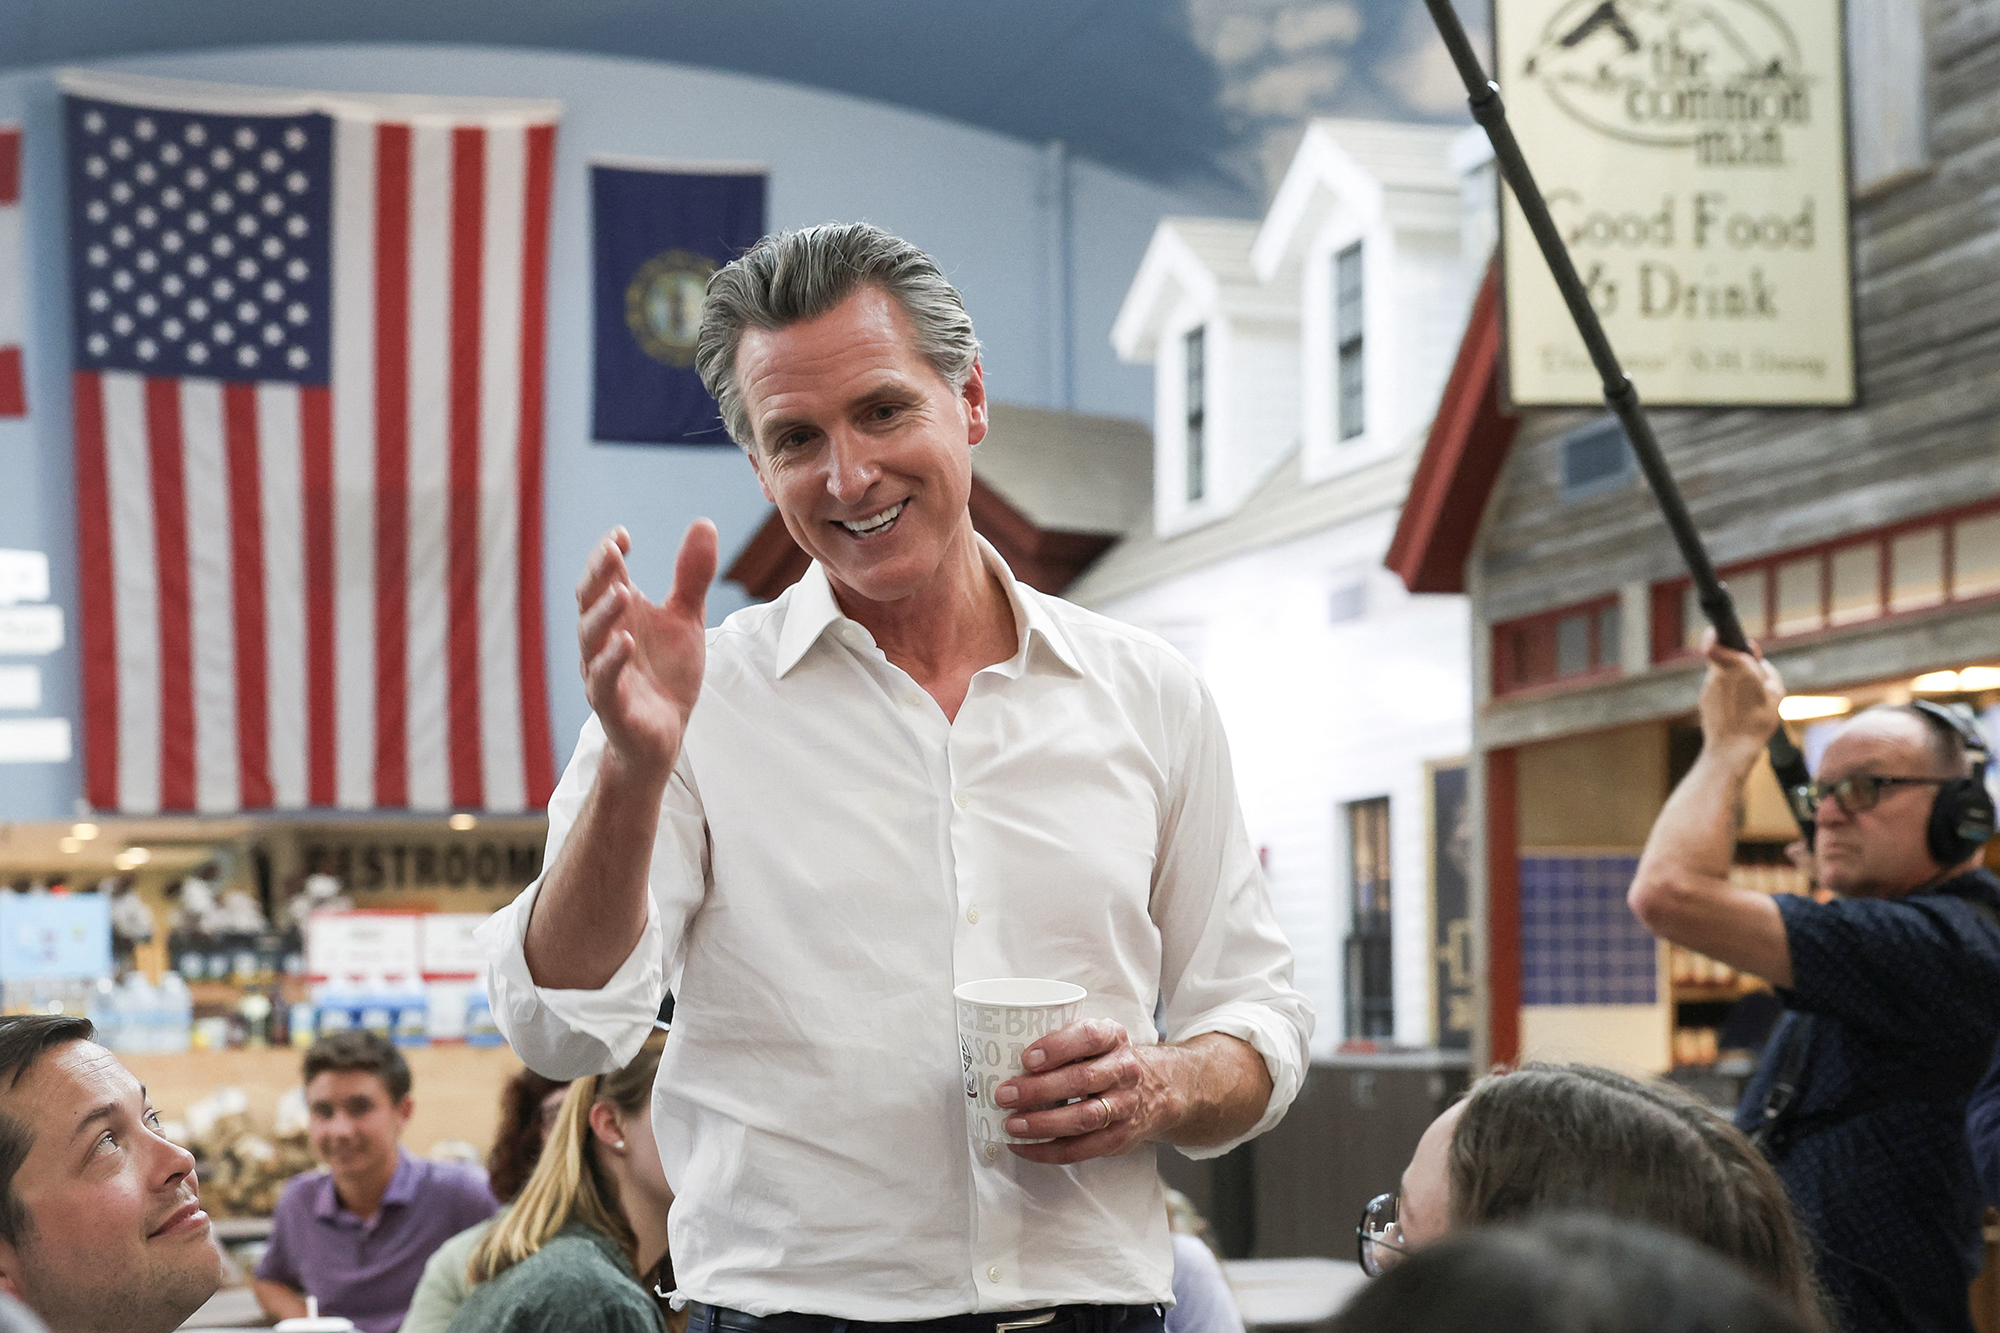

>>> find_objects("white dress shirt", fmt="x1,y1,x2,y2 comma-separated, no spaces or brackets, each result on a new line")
479,540,1312,1321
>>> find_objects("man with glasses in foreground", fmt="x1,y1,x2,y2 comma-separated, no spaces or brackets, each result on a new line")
1628,632,2000,1333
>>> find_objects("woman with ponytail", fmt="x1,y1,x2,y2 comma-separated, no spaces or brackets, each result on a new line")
403,1069,571,1333
444,1032,677,1333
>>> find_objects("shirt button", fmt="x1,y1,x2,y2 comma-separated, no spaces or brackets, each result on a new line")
982,1142,999,1163
966,907,980,924
955,791,970,809
904,691,923,707
987,1265,1002,1283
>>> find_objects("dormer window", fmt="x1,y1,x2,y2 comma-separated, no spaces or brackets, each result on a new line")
1184,326,1206,502
1335,243,1364,441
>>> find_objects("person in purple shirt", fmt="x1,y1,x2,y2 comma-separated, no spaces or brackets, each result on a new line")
255,1031,497,1332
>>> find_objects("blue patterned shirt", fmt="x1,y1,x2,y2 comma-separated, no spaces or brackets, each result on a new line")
1734,869,2000,1333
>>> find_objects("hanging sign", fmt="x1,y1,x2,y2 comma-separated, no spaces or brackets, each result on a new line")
1497,0,1855,405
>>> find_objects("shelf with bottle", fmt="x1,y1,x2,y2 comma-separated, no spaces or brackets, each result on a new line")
1667,945,1765,1002
1725,856,1814,899
1667,850,1812,1008
1666,848,1803,1075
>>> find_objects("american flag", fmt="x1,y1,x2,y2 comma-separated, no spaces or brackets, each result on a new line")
0,124,23,416
63,71,558,815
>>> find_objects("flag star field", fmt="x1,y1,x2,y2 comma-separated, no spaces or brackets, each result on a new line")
68,99,332,384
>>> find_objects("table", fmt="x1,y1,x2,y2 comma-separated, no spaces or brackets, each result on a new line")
178,1285,268,1330
1221,1257,1368,1331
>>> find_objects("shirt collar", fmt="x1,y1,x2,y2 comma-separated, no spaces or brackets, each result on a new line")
773,561,845,679
772,535,1083,680
381,1149,421,1205
315,1149,418,1221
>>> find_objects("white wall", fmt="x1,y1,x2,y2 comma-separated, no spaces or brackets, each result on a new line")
1224,320,1302,502
0,42,1219,818
1096,509,1473,1057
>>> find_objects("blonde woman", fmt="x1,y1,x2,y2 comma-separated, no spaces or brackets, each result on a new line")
444,1033,676,1333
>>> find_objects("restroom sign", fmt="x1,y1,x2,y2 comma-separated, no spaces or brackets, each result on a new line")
1497,0,1855,405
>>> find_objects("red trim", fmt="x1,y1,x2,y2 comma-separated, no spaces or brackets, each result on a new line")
1491,594,1621,696
222,383,272,809
146,378,194,812
1651,493,2000,663
73,372,117,810
373,123,411,808
1649,583,1684,664
446,125,485,809
0,127,18,205
300,386,336,806
1877,530,1893,621
515,122,557,809
1945,519,1959,601
1486,747,1520,1066
0,347,24,418
1385,260,1518,594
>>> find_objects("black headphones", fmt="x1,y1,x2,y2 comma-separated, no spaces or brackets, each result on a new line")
1908,700,1998,865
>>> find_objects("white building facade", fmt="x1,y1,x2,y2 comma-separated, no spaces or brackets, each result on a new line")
1072,121,1491,1057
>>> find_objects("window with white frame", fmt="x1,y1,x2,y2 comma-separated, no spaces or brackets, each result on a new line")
1184,325,1207,503
1335,244,1364,442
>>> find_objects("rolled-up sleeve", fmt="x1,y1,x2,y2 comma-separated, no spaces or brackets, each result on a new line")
477,715,709,1080
1153,677,1314,1159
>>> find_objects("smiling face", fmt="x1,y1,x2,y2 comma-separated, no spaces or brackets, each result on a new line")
306,1069,411,1193
1812,710,1958,898
737,285,988,611
0,1041,222,1333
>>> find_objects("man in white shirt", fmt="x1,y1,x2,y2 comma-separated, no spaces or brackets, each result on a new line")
481,223,1312,1333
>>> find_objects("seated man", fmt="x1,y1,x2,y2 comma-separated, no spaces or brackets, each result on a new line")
0,1013,224,1333
255,1031,496,1332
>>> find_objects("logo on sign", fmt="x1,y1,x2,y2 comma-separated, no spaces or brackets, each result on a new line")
1522,0,1811,163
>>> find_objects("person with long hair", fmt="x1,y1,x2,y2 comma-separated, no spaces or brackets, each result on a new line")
444,1033,674,1333
488,1069,572,1204
1360,1063,1828,1329
1335,1212,1814,1333
401,1068,571,1333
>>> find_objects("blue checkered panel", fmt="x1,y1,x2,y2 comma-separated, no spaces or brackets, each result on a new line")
1520,854,1656,1005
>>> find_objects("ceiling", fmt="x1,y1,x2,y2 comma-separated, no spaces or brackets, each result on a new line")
0,0,1480,208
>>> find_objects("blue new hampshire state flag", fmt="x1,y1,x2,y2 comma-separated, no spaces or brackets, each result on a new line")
592,160,766,445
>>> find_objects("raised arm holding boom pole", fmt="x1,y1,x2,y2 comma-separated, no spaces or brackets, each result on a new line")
1419,0,1816,838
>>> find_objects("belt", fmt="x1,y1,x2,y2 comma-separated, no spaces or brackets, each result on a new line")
687,1302,1161,1333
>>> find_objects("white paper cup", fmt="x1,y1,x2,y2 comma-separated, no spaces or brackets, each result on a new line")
955,977,1086,1145
275,1297,357,1332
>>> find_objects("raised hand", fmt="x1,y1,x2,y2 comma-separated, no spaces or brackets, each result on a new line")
575,521,719,785
1696,626,1785,755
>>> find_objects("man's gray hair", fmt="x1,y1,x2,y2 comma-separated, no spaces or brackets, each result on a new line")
1897,703,1977,776
695,223,981,451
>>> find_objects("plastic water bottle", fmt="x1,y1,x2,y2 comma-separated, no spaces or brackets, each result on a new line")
155,973,193,1053
289,1001,316,1048
89,978,120,1052
464,991,503,1048
124,974,160,1053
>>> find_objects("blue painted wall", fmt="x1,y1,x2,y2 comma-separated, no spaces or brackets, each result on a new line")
0,43,1215,818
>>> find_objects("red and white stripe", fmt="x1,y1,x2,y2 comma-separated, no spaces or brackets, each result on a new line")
73,89,556,815
0,125,24,417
